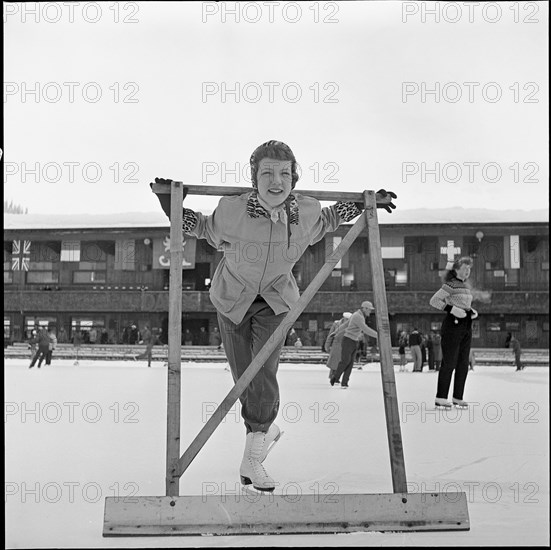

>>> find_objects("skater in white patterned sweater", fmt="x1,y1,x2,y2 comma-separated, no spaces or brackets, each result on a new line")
430,257,478,408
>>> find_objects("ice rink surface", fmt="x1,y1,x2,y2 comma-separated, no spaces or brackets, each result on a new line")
5,359,549,548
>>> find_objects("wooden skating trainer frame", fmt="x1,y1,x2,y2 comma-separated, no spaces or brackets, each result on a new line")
103,183,470,536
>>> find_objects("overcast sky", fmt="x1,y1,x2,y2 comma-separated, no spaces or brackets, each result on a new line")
3,1,549,216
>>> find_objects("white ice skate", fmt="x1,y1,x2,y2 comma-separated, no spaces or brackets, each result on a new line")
453,398,469,409
240,432,277,492
435,397,452,408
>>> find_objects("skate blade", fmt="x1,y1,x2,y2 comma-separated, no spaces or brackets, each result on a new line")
240,476,275,493
435,402,452,409
261,429,284,462
266,430,283,454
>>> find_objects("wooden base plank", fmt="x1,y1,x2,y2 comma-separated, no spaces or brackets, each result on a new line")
103,492,470,536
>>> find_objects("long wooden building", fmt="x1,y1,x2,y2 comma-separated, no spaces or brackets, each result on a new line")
4,212,549,349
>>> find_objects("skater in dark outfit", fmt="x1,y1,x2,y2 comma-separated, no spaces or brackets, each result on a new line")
151,140,397,491
29,328,51,369
135,325,154,367
429,257,478,408
510,336,524,371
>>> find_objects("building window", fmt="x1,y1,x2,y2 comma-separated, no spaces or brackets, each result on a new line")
472,321,480,339
26,259,60,285
395,268,408,286
24,317,57,339
73,271,107,284
26,271,60,284
505,269,519,287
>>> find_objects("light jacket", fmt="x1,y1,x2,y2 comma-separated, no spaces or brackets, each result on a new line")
325,318,350,371
343,310,377,342
186,192,357,324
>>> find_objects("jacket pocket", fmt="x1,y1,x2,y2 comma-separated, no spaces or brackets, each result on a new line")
210,268,246,313
271,273,300,305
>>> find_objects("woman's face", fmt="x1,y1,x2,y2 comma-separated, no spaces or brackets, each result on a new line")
456,262,472,281
256,158,293,208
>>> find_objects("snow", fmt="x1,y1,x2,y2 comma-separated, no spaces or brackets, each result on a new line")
5,359,549,547
4,207,548,230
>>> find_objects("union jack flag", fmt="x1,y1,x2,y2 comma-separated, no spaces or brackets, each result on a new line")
12,240,31,271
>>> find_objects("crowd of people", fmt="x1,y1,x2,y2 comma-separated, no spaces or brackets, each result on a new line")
395,329,443,373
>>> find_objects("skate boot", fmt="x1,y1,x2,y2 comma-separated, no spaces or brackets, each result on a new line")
435,397,452,408
240,432,276,492
260,423,283,463
453,398,469,409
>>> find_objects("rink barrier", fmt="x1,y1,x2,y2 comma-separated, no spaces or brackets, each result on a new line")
7,343,549,367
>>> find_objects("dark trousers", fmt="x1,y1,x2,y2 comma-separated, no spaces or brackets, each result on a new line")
217,299,286,434
436,315,472,400
334,337,358,384
30,349,47,367
428,349,435,370
137,345,154,365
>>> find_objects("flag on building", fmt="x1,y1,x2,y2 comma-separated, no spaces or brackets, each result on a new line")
12,240,31,271
153,235,196,269
61,240,80,262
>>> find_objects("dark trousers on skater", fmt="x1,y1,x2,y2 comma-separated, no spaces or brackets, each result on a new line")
137,345,154,366
333,336,358,386
436,315,472,400
217,297,286,434
29,348,47,368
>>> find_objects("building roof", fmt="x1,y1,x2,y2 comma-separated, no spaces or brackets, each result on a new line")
3,208,548,230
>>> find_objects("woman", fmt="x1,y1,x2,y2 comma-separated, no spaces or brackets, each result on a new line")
153,140,398,491
429,257,478,408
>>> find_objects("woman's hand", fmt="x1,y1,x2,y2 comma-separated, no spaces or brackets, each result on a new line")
451,306,467,319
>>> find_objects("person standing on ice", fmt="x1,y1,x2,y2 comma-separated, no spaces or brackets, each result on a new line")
510,335,524,371
330,301,378,388
151,140,397,492
429,257,478,409
135,324,154,367
29,328,51,369
324,312,352,380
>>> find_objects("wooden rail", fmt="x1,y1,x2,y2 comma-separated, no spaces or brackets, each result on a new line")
151,182,394,206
